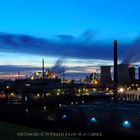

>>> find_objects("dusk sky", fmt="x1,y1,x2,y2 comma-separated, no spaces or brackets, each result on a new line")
0,0,140,79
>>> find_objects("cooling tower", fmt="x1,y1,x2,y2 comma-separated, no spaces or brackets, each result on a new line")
100,66,112,85
118,64,130,84
139,67,140,83
129,67,135,82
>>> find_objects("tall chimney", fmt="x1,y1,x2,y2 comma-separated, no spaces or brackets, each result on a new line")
42,59,45,79
114,40,118,98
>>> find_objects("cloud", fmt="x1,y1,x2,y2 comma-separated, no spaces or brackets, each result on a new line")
0,31,129,61
0,65,41,73
57,35,74,41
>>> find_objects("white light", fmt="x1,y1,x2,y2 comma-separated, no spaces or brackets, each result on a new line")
25,96,28,101
119,88,124,93
25,84,31,87
44,106,46,110
71,102,73,105
82,100,84,104
25,108,28,113
37,94,40,98
59,104,62,107
62,115,67,119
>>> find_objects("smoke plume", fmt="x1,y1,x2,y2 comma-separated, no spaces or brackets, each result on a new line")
122,37,140,64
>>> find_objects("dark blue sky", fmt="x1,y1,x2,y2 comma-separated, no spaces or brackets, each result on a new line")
0,0,140,79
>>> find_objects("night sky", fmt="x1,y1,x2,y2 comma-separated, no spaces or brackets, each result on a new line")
0,0,140,79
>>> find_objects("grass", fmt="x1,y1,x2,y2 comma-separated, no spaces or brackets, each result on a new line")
0,121,81,140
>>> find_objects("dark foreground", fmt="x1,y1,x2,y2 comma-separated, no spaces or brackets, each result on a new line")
0,95,140,138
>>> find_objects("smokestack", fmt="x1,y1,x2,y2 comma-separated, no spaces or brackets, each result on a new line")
42,59,45,79
114,40,118,97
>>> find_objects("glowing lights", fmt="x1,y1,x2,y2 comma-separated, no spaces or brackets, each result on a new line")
94,81,98,84
31,77,34,80
118,87,125,93
82,100,84,104
10,93,14,96
0,93,5,98
106,88,109,91
43,106,47,111
37,93,40,98
59,104,62,108
93,80,98,85
122,120,131,128
46,93,51,96
25,84,31,87
136,84,139,87
93,88,96,92
71,102,74,105
6,86,10,89
25,108,28,113
57,89,60,92
111,97,114,100
62,114,67,119
25,96,28,101
57,92,60,96
85,93,89,95
90,117,97,123
35,72,39,76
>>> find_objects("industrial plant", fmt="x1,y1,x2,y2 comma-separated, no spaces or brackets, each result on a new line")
1,40,140,137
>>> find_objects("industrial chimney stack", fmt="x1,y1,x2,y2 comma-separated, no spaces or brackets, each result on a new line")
42,59,45,79
114,40,118,97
